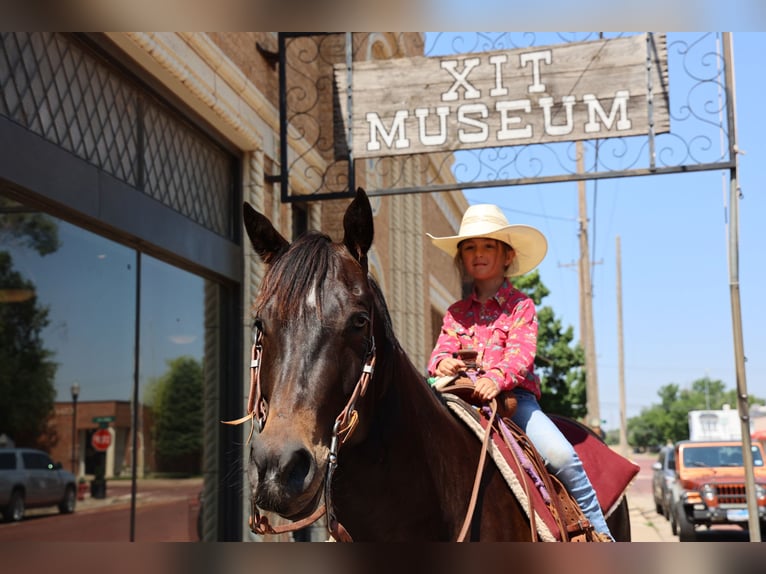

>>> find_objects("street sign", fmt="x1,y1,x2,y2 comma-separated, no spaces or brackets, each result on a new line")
92,416,115,423
91,428,112,452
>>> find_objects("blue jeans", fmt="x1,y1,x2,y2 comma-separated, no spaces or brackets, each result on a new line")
511,390,613,539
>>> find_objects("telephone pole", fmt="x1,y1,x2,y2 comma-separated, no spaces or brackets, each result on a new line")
577,141,600,427
616,236,628,455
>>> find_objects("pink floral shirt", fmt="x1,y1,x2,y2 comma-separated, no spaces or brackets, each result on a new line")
428,279,541,399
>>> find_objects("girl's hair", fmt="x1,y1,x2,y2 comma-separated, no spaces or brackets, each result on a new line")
453,238,513,282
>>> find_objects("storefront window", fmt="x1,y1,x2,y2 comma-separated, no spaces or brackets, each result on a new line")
0,193,214,541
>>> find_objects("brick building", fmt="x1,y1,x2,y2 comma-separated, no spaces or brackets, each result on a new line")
1,32,467,541
49,400,154,480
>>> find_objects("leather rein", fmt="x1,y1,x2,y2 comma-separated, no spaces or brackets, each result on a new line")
223,320,376,542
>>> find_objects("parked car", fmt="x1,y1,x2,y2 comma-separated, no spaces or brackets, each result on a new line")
0,447,77,522
652,445,676,519
670,440,766,541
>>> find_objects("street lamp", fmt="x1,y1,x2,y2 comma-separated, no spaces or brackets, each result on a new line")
70,382,80,475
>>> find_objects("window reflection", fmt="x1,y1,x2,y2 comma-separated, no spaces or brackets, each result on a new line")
0,194,215,541
1,196,66,452
135,255,207,540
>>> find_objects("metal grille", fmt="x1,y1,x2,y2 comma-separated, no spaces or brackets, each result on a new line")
0,32,235,239
0,32,140,186
716,484,747,505
144,104,231,237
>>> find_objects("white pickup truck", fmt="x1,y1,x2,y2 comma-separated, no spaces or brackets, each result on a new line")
0,447,77,521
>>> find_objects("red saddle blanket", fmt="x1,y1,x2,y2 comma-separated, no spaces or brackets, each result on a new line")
549,414,640,516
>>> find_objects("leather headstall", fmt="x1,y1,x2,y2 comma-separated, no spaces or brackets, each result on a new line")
222,316,376,542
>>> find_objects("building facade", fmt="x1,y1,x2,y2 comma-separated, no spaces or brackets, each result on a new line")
0,32,467,541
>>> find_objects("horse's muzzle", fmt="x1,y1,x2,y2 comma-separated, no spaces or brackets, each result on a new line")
249,438,322,518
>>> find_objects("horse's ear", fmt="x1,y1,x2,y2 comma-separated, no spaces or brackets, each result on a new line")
243,202,289,265
343,188,374,270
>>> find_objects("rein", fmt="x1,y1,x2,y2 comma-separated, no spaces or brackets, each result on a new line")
437,378,542,542
223,319,376,542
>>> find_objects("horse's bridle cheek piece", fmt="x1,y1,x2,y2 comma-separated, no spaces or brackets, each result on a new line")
222,317,376,542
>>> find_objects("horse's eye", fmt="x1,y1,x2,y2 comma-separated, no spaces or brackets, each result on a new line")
351,312,369,330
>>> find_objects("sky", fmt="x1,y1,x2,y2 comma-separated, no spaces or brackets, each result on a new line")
425,32,766,429
10,221,206,405
5,0,765,31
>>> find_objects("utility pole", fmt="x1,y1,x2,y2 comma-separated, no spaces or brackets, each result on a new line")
577,142,600,427
722,32,760,542
616,236,628,455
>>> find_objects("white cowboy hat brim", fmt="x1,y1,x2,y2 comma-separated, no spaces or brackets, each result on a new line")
427,224,547,277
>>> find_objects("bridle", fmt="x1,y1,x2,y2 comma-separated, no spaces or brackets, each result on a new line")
225,315,528,542
223,315,376,542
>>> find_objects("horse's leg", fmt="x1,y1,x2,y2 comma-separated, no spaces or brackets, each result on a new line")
606,496,631,542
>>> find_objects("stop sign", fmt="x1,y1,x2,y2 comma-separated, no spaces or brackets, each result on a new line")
91,428,112,452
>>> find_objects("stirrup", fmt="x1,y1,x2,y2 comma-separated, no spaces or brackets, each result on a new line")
593,531,614,542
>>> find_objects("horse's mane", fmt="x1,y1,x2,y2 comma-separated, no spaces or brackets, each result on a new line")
367,271,435,400
366,274,397,348
254,230,411,363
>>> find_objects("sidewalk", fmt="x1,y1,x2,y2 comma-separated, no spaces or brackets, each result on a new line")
625,492,675,542
73,477,202,513
623,452,676,542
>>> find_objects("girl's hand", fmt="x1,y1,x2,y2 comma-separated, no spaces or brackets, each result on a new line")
435,357,464,377
472,377,500,402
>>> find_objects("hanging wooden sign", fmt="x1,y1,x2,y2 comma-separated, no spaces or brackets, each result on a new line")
335,34,669,159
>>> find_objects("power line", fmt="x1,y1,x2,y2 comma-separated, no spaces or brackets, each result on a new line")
489,202,576,222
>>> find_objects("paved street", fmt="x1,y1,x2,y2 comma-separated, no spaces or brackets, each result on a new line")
1,454,756,542
0,477,202,541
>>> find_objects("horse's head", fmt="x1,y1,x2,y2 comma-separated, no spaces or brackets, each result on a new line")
242,188,376,521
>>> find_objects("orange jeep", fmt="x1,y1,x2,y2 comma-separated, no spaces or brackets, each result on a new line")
670,440,766,541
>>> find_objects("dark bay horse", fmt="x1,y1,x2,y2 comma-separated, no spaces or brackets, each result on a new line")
239,188,630,542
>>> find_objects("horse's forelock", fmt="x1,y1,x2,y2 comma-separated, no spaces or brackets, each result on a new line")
254,232,337,320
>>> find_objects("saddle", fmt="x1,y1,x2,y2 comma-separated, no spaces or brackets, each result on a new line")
435,377,616,542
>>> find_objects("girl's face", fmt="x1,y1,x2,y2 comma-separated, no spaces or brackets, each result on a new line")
459,238,513,281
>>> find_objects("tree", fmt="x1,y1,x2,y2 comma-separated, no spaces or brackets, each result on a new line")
515,270,587,419
145,356,203,475
0,198,60,447
0,197,61,256
626,377,765,449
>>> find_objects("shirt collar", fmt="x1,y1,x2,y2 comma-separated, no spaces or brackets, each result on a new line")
469,278,514,306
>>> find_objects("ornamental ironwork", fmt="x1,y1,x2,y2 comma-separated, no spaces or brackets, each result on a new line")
276,32,735,202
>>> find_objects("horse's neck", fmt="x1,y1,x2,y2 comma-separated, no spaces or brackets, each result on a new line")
338,350,479,531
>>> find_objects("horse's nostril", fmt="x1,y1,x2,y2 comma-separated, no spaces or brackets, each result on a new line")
280,444,313,493
251,439,315,496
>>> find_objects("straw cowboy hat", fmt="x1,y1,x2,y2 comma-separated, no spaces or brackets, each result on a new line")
427,204,548,277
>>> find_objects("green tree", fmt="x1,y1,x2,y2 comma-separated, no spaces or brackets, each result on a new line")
515,270,586,418
146,356,203,475
0,253,58,446
626,377,765,449
0,198,60,447
0,196,61,256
